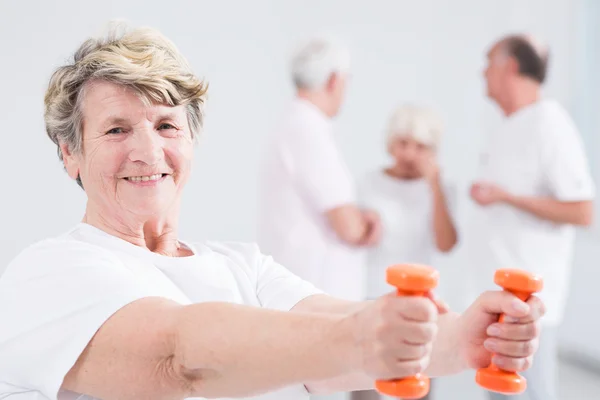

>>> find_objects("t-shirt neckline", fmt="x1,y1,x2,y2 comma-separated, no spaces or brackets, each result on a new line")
72,222,201,264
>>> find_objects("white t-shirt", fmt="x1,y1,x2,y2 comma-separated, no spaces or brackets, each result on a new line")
0,223,321,400
257,98,364,301
464,99,595,325
359,171,455,299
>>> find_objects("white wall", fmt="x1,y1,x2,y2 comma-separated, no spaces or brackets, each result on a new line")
558,0,600,363
0,0,578,260
0,0,596,396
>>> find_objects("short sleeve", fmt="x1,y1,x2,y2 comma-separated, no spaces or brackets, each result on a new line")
255,251,324,311
284,120,356,212
203,242,323,312
0,239,152,400
542,118,595,201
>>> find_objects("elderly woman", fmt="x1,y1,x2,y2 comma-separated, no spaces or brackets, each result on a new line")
353,105,458,400
0,25,544,400
361,105,457,299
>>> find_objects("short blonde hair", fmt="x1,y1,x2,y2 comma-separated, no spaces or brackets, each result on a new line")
44,22,208,163
386,105,444,149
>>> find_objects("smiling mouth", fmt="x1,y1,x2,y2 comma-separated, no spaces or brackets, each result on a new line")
125,173,168,182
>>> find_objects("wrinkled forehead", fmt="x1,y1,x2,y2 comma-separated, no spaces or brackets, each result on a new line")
82,81,186,125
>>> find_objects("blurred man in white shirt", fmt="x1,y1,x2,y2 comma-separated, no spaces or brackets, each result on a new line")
258,35,380,303
465,34,595,400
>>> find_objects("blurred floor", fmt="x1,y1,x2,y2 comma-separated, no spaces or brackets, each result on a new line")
428,360,600,400
558,361,600,400
312,360,600,400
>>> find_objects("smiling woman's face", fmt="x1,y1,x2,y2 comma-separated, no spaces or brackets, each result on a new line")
61,80,194,220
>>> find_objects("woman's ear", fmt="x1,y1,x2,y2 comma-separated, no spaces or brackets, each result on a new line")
60,143,81,181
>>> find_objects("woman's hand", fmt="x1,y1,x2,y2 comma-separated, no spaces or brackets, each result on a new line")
417,151,440,184
300,290,544,393
349,293,440,380
457,291,545,372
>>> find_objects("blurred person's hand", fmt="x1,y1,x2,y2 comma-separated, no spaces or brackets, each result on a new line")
470,182,510,206
417,152,440,184
361,210,381,246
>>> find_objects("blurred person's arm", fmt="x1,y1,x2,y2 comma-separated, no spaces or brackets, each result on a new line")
505,196,593,226
326,206,381,246
536,121,595,226
471,183,594,226
419,154,457,252
471,120,595,226
429,174,458,251
284,121,380,247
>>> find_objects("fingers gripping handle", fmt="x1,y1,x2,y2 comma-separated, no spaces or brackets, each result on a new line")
375,264,440,400
476,269,543,395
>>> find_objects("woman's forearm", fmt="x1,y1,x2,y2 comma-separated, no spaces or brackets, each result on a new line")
173,302,359,398
307,311,468,394
425,311,467,377
430,177,458,252
296,294,466,393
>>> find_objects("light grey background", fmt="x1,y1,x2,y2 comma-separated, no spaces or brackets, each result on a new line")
0,1,598,398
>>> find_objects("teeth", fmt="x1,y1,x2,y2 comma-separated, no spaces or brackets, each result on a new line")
127,174,163,182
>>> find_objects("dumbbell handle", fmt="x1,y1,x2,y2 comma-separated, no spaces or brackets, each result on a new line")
376,264,439,399
476,268,543,395
374,289,431,399
491,290,531,368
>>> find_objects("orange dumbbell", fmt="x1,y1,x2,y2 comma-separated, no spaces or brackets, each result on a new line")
375,264,440,400
476,269,544,395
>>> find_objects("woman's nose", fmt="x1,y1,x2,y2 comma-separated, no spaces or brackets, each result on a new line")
128,129,163,165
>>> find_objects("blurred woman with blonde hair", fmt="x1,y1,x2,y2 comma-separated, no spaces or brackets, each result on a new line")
353,105,458,399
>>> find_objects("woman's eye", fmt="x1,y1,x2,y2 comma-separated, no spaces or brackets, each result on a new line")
158,123,176,130
107,127,124,134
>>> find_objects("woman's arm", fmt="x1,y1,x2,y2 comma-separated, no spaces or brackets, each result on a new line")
429,174,458,252
298,312,462,394
292,292,545,394
416,154,457,252
62,293,436,399
63,297,356,399
63,289,544,399
292,294,452,394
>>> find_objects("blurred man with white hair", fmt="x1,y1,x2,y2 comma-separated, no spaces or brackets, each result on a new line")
352,105,457,400
258,35,380,303
466,34,595,400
